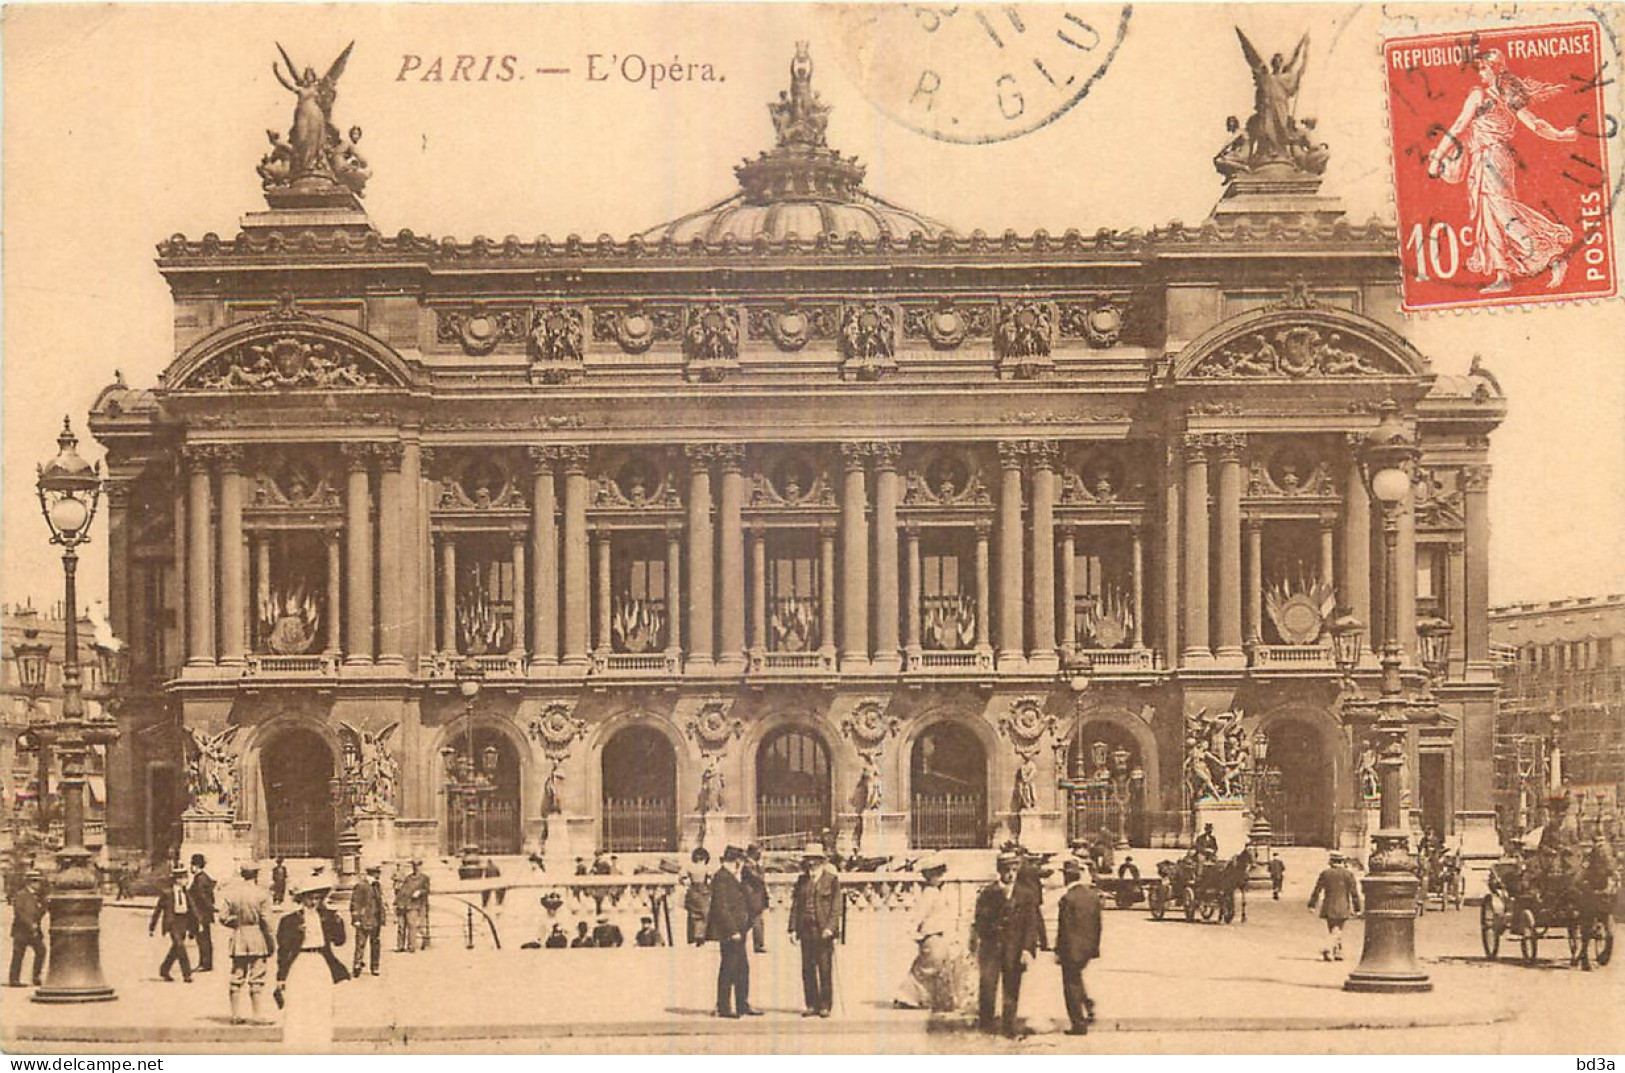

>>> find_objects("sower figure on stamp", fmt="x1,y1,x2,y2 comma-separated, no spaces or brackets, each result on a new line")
218,861,275,1023
190,853,217,973
707,845,762,1018
1055,858,1104,1036
972,850,1043,1038
150,863,197,983
790,841,840,1018
350,863,386,977
1308,851,1362,961
7,870,48,988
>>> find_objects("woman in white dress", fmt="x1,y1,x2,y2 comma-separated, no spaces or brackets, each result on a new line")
1427,48,1580,294
274,872,349,1050
894,855,964,1012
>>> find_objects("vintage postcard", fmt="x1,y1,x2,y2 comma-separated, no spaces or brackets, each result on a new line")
2,1,1623,1058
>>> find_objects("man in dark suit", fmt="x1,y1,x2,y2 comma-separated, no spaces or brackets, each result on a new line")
1055,858,1103,1035
591,915,624,947
189,854,217,972
1194,823,1219,860
7,870,48,987
350,863,386,977
972,850,1043,1037
270,857,288,905
1307,851,1362,961
789,842,840,1017
150,864,197,982
706,845,761,1018
742,843,769,954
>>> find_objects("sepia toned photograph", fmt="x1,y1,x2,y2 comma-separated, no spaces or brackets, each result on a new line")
1,1,1622,1057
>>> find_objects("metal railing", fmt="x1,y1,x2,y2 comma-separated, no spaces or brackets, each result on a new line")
602,796,676,853
909,650,992,672
269,805,336,858
244,653,339,676
751,650,833,673
1249,644,1333,668
1073,648,1157,671
593,651,680,675
446,798,522,855
910,793,987,849
756,794,830,843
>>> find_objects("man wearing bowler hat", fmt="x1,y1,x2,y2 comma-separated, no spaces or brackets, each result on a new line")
351,863,386,977
972,849,1043,1037
790,841,841,1017
1055,858,1104,1035
7,870,48,988
706,845,762,1017
150,863,198,983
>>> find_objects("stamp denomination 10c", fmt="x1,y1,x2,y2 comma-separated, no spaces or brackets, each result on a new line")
1384,21,1617,312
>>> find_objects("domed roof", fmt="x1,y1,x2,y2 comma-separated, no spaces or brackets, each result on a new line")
640,44,952,246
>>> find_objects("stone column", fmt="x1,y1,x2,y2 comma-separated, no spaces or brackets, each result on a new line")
510,529,527,660
818,522,837,664
438,536,458,655
716,445,747,671
903,523,922,667
1342,444,1373,656
1462,466,1491,664
399,440,424,664
250,533,270,653
217,447,247,665
1028,441,1059,670
871,442,902,672
342,444,375,664
974,521,992,656
1181,435,1212,665
1397,478,1418,663
376,443,407,667
527,447,560,665
325,529,342,656
1161,444,1182,664
104,479,133,660
996,441,1026,666
1130,523,1146,651
183,445,215,667
749,526,767,663
1213,434,1244,664
1447,540,1467,675
839,443,870,668
684,446,715,669
1318,511,1337,596
1244,518,1264,646
665,522,684,664
593,530,612,656
1058,527,1077,660
560,446,592,667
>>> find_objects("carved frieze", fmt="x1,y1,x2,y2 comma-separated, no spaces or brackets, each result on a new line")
191,331,386,390
436,307,527,355
994,301,1055,380
434,453,528,511
251,452,342,510
528,305,586,382
1057,299,1129,348
901,300,995,350
683,303,742,381
746,303,838,351
904,447,992,507
838,303,899,381
1414,468,1465,529
1246,440,1336,498
592,304,684,354
752,450,836,508
1192,327,1402,379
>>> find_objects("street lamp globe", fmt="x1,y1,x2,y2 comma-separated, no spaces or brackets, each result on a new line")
36,417,102,547
1361,400,1421,506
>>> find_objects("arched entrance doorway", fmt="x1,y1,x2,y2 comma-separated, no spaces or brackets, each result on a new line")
263,727,335,858
601,726,677,852
756,727,831,848
443,727,522,855
910,722,988,849
1258,719,1334,847
1065,721,1148,847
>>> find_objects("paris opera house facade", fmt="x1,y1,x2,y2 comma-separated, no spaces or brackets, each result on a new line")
89,48,1505,868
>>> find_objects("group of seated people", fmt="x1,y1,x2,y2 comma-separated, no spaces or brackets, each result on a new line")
527,911,663,949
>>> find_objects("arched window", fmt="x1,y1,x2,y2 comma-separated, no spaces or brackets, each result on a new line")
601,726,678,852
443,727,522,855
910,722,988,849
756,727,831,846
1258,719,1333,847
263,727,335,858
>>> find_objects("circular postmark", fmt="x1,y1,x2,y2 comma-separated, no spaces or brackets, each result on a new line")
824,3,1133,145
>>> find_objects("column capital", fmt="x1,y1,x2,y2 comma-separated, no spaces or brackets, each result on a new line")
508,523,528,544
1318,509,1338,530
839,441,870,471
684,443,719,470
996,440,1027,470
902,519,922,538
665,519,686,540
1025,439,1060,469
869,441,902,470
526,444,560,473
818,519,839,539
974,519,993,538
181,442,218,472
419,445,437,473
374,442,404,471
556,444,591,474
1461,465,1492,493
104,478,135,508
1243,514,1265,534
1181,432,1214,462
1211,433,1246,461
214,444,245,472
340,441,383,472
712,443,745,472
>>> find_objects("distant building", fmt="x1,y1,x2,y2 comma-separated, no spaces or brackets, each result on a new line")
1490,595,1625,834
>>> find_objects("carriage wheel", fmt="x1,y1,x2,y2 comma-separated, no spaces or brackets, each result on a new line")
1149,883,1167,921
1480,899,1501,960
1591,917,1614,968
1183,893,1197,922
1199,900,1217,923
1517,909,1539,965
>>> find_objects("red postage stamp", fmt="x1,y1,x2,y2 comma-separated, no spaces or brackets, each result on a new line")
1384,21,1617,311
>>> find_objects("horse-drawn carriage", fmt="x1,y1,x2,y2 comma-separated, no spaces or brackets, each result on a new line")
1419,848,1466,912
1148,851,1250,924
1480,855,1616,969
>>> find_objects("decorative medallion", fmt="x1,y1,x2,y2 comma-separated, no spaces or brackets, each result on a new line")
527,702,587,759
1058,302,1127,348
592,304,683,354
528,305,585,382
903,301,995,350
1265,574,1334,645
686,699,743,752
756,452,826,507
683,303,742,382
747,303,837,351
838,303,898,381
1247,440,1334,498
999,697,1056,752
841,699,900,754
904,448,990,506
437,455,526,510
438,307,526,356
994,302,1055,380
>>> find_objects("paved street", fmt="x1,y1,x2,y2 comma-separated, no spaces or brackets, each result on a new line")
5,861,1622,1053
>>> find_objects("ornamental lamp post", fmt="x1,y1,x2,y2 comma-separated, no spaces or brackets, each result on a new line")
33,417,118,1004
1343,401,1432,994
448,656,489,880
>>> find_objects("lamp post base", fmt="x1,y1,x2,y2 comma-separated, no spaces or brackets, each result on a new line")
33,881,116,1004
1344,870,1432,993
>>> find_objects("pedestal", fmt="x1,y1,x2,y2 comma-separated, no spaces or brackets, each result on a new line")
1194,799,1249,857
179,811,238,867
1345,867,1432,993
1014,810,1067,854
854,810,906,859
391,818,440,864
